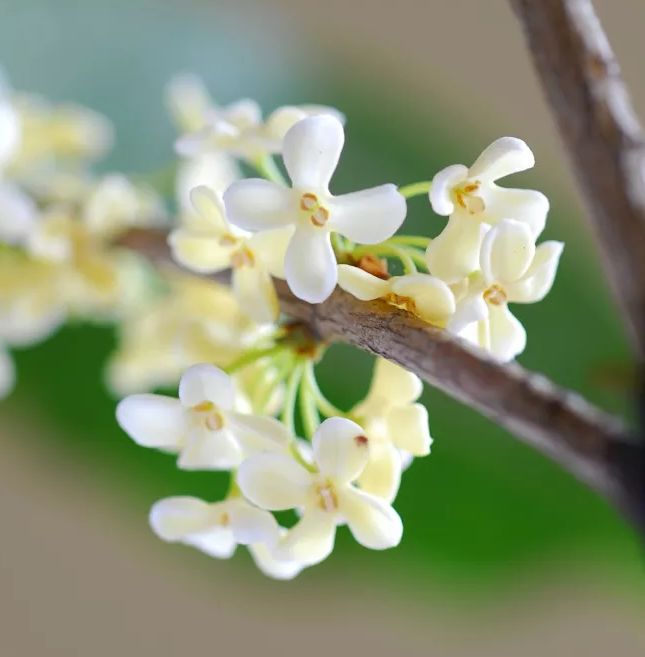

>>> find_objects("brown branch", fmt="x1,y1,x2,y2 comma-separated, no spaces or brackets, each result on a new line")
509,0,645,358
120,228,643,529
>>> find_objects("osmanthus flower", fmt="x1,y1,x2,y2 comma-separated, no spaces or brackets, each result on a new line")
149,496,305,580
224,115,407,303
0,181,37,246
238,417,403,567
425,137,549,283
169,185,292,323
337,265,455,327
351,359,432,502
116,364,291,470
0,72,20,169
448,219,563,362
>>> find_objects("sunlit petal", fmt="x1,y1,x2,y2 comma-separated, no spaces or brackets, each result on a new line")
116,394,185,449
224,179,295,232
480,219,535,284
313,417,370,483
337,265,390,301
468,136,535,181
178,363,235,409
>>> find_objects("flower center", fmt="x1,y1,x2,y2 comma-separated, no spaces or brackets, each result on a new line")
315,481,339,513
300,192,330,227
386,292,417,315
192,400,225,431
219,234,239,248
483,284,507,306
219,512,230,527
453,180,485,215
230,246,255,269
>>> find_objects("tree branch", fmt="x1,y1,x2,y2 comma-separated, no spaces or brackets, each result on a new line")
120,228,643,530
509,0,645,358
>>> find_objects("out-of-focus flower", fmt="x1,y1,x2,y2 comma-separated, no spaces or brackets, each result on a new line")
0,72,20,168
117,363,291,470
169,185,291,323
238,417,403,566
448,219,563,362
0,182,37,246
426,137,549,283
351,359,431,501
224,115,407,303
337,265,455,327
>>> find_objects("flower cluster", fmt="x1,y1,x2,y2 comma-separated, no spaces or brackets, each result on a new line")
1,70,563,578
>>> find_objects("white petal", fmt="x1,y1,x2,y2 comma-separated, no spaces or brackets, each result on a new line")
0,183,37,246
178,427,243,470
185,529,237,559
339,487,403,550
149,496,213,541
277,508,336,566
488,304,527,362
506,241,564,303
223,179,295,232
312,417,370,483
248,225,294,278
479,187,548,237
284,225,337,303
468,137,535,181
357,443,402,503
189,185,230,234
386,403,432,456
168,229,232,273
116,394,186,449
178,363,235,409
0,347,15,398
480,219,535,284
232,264,279,324
447,293,489,334
249,539,306,580
328,185,406,244
282,115,344,190
429,164,468,215
337,265,390,300
390,274,455,325
228,412,292,455
222,98,262,130
425,214,488,283
237,452,311,511
227,498,278,545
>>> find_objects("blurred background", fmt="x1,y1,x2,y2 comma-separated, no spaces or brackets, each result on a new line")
1,0,644,655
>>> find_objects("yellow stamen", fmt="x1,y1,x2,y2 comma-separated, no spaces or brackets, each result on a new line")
483,284,507,306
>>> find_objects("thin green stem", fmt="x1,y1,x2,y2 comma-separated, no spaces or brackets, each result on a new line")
304,361,347,419
253,155,287,185
353,243,417,274
281,362,304,435
298,375,320,440
225,344,286,375
253,354,294,414
398,180,432,199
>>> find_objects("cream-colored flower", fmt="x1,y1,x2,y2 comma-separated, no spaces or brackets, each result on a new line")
169,185,291,323
238,417,403,566
0,181,37,246
449,219,563,362
337,265,455,327
351,359,431,501
426,137,549,283
225,116,407,303
0,72,20,168
117,364,291,470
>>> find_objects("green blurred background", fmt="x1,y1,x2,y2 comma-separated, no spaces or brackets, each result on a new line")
1,0,643,655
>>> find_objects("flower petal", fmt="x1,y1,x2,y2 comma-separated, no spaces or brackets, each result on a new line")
237,452,311,511
189,185,230,234
328,185,406,244
390,274,455,325
506,241,564,303
337,265,390,301
168,229,232,273
425,214,488,283
116,394,185,449
248,225,294,278
480,219,535,285
386,403,432,456
488,304,527,362
339,487,403,550
185,529,237,559
312,417,370,483
285,225,337,303
468,137,535,181
227,498,279,545
249,539,306,580
149,496,213,541
480,187,549,237
357,443,402,503
0,183,38,246
228,412,292,455
223,179,295,232
232,264,279,324
178,363,235,409
429,164,468,216
277,508,336,566
178,427,243,470
447,293,489,334
282,115,344,190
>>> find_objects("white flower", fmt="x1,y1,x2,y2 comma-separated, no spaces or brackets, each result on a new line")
238,417,403,566
169,185,292,323
449,219,563,362
224,116,407,303
351,359,432,501
0,72,20,168
116,363,291,470
0,182,37,246
248,530,306,580
0,344,15,398
337,265,455,327
426,137,549,283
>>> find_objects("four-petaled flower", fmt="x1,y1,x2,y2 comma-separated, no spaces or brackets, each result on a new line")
238,417,403,566
448,219,563,362
426,137,549,283
116,363,290,470
224,115,407,303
